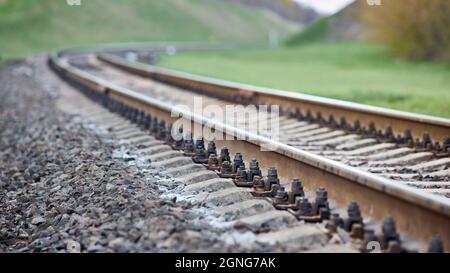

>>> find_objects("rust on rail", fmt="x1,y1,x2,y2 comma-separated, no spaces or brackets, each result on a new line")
49,52,450,250
98,53,450,143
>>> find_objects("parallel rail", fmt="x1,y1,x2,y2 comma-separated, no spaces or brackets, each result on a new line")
98,53,450,143
49,52,450,250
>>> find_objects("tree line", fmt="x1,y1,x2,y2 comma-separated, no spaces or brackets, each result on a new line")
363,0,450,61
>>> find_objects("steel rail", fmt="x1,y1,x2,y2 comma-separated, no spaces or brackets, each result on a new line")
97,53,450,142
49,52,450,250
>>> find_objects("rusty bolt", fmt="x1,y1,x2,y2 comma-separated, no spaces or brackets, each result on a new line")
234,166,249,183
403,129,413,142
183,133,195,154
232,153,245,173
328,114,337,128
265,167,280,190
157,120,166,140
385,126,393,137
331,213,344,229
122,105,129,117
380,217,400,250
121,105,129,118
422,132,433,150
316,112,324,124
195,137,205,151
184,141,194,154
315,187,328,206
375,129,383,140
368,122,376,135
353,120,361,133
193,144,207,164
124,106,132,120
423,132,432,146
207,154,219,170
428,236,443,253
339,117,347,129
395,134,403,145
127,107,135,121
273,186,289,205
344,201,364,232
247,159,262,182
252,176,265,191
132,108,139,123
288,178,304,203
173,138,183,150
295,197,313,217
434,142,442,155
219,147,231,164
414,138,422,149
291,178,304,194
314,187,330,220
115,102,123,114
140,110,146,125
144,114,152,130
219,161,233,177
361,126,368,137
171,126,183,150
295,107,304,120
206,141,217,158
326,213,344,234
165,124,173,143
151,117,159,134
384,126,395,142
443,137,450,151
135,110,144,125
305,110,313,122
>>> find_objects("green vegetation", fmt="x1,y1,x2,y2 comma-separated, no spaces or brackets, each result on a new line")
285,16,329,46
363,0,450,61
0,0,298,60
2,0,447,117
159,42,450,118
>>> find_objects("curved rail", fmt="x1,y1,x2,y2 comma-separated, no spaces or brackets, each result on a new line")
98,53,450,143
49,51,450,250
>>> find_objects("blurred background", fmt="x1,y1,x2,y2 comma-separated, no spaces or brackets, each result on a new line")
0,0,449,117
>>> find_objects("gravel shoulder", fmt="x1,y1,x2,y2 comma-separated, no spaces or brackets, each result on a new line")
1,56,333,253
0,57,232,252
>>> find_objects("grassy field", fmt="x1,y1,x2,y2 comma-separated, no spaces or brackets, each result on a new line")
0,0,298,60
159,42,450,118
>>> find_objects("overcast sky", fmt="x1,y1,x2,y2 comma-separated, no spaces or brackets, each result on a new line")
294,0,355,14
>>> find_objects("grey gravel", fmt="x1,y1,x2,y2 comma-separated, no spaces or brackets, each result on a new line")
0,57,295,253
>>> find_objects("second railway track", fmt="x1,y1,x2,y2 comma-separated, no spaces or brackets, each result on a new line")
49,48,450,252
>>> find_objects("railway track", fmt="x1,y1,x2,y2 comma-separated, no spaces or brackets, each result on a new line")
48,48,450,252
73,54,450,192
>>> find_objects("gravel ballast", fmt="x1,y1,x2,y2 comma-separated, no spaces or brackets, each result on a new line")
0,57,237,252
0,56,339,253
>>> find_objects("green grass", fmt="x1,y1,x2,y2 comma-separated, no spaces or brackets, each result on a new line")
285,16,330,46
158,42,450,118
0,0,299,60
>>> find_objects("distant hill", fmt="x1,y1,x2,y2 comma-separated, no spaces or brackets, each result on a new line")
226,0,319,25
0,0,300,60
285,0,365,46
